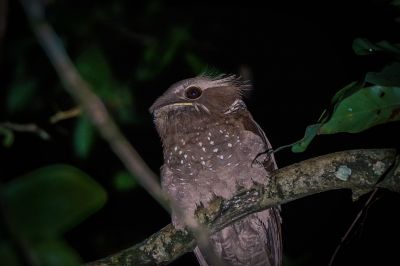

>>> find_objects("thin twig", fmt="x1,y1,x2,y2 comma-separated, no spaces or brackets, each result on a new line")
328,188,378,266
49,106,81,123
0,122,50,140
20,0,169,211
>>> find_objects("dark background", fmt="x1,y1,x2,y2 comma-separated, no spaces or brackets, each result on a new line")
1,0,400,265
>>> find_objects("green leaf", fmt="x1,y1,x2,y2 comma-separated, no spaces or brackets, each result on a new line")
330,81,364,107
74,115,95,158
75,46,136,124
3,165,107,239
113,171,137,191
33,240,81,266
353,38,400,56
365,62,400,87
76,46,114,98
320,86,400,134
291,124,321,153
160,27,189,67
6,80,38,114
135,26,189,81
392,0,400,7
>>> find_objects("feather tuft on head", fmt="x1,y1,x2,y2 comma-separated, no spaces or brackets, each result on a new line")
199,72,252,95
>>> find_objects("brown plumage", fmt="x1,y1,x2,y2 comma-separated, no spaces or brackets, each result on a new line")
150,74,282,266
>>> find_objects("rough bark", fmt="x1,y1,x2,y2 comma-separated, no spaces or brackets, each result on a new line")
86,149,399,266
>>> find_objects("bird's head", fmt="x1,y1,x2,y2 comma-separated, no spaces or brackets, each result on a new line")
150,74,248,115
149,74,250,139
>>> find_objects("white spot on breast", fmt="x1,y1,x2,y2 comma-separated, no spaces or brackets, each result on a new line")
198,142,203,147
202,147,206,152
227,154,232,159
189,172,193,176
219,130,224,134
184,154,188,159
213,148,218,153
218,155,224,160
210,141,214,145
208,132,212,136
180,160,184,164
226,162,231,166
201,161,206,165
227,143,232,147
174,146,178,151
179,150,183,155
224,134,229,138
200,157,204,160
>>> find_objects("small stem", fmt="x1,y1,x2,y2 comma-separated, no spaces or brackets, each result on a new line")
50,106,81,123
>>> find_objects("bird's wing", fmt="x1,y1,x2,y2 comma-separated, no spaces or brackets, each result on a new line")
242,110,282,266
242,110,278,171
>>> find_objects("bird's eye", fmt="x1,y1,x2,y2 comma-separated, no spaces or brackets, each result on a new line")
185,86,202,99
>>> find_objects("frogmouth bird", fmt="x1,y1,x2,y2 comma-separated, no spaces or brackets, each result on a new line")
150,74,282,266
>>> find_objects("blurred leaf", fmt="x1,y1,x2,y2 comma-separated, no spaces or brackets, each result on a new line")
320,86,400,134
113,171,137,191
0,240,81,266
33,240,81,266
185,53,208,74
291,124,321,153
76,46,136,123
0,242,19,266
111,85,136,124
75,46,114,98
74,115,95,158
135,26,189,81
365,62,400,87
160,27,189,67
3,164,107,239
0,127,14,147
6,80,38,114
353,38,400,57
392,0,400,7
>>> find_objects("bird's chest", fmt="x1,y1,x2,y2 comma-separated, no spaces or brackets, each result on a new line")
162,123,269,204
164,124,244,174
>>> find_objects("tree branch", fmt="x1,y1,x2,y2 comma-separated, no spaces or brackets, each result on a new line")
86,149,399,266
